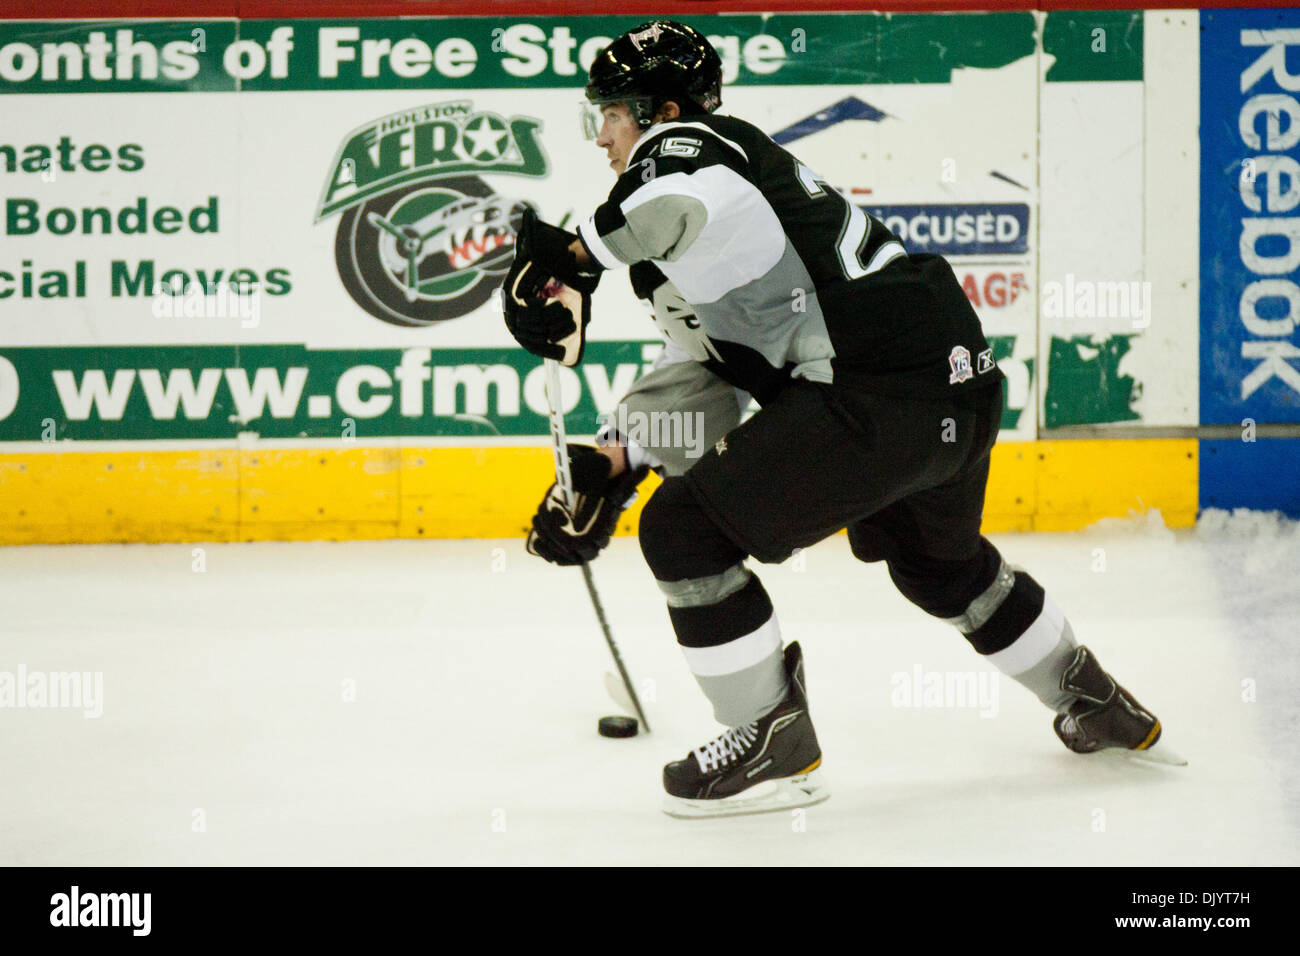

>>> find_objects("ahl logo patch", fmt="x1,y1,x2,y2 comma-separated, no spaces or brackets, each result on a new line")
948,345,974,384
315,100,549,327
977,348,996,374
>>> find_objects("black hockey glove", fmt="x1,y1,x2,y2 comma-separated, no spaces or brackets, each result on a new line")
527,444,649,566
503,208,602,366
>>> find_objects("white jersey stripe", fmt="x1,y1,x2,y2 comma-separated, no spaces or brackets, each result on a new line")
628,120,749,166
865,239,907,275
578,217,622,270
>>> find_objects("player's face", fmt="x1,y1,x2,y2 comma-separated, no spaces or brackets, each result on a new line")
595,102,642,177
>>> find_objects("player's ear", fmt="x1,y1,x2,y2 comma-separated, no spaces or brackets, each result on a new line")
654,100,682,123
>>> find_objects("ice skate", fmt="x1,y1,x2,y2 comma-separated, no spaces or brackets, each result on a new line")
1053,646,1186,766
663,642,829,818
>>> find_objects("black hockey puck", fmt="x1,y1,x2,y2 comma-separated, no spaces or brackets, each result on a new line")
598,716,638,738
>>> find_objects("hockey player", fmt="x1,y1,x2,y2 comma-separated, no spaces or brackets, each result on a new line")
502,20,1177,818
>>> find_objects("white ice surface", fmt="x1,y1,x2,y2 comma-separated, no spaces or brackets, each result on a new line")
1,511,1297,865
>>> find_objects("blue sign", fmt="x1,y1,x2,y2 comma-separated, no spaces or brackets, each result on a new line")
771,96,888,146
1200,8,1300,425
864,203,1029,257
1199,9,1300,518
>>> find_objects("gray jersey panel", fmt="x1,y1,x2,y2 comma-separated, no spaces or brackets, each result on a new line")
687,239,837,385
600,193,710,265
608,360,744,477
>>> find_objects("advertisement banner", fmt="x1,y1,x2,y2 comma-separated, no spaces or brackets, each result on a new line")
1199,8,1300,517
1200,8,1300,425
0,341,654,441
0,13,1042,446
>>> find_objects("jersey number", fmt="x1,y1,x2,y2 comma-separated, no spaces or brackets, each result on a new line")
658,137,702,158
795,162,872,280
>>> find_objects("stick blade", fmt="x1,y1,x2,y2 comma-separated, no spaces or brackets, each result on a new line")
604,671,635,715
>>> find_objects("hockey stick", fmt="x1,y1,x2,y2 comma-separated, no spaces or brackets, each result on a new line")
543,357,652,734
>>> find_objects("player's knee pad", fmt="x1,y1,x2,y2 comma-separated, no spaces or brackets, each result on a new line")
886,537,1003,619
638,477,745,581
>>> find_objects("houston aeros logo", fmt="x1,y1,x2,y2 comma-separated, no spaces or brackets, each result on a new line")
316,101,549,326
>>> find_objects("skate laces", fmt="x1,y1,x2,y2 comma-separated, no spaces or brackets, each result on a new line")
694,723,759,773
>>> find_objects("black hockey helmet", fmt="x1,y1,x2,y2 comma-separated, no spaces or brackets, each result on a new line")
582,20,722,136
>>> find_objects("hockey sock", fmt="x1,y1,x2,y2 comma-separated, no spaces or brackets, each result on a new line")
945,561,1080,712
639,477,789,726
661,568,789,727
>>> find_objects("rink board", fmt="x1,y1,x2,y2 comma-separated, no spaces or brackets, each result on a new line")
1197,8,1300,515
0,8,1289,541
0,438,1198,544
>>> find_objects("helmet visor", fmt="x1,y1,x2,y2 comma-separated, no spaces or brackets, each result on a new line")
580,95,659,141
579,100,603,141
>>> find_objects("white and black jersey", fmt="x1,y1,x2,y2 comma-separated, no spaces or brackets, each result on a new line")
579,115,1002,404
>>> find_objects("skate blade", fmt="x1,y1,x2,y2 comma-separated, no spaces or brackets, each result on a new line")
1123,739,1188,767
662,769,830,819
1087,738,1188,767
